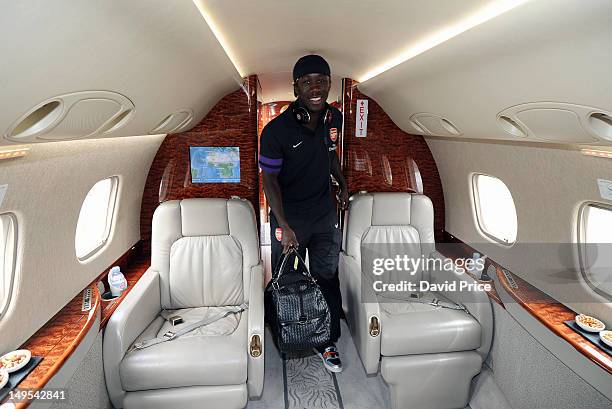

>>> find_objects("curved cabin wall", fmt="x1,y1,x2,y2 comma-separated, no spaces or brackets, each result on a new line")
428,138,612,324
0,136,163,352
140,76,259,251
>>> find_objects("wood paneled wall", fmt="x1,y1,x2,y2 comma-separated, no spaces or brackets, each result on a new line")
342,78,445,240
140,76,445,246
140,76,259,251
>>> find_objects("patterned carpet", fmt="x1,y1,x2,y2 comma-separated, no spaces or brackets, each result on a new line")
247,321,389,409
283,351,343,409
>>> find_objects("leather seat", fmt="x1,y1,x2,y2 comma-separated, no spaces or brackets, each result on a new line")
379,296,481,356
339,192,493,409
119,309,247,390
103,198,265,409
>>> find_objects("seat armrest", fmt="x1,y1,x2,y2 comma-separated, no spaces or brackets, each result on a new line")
428,251,493,359
103,268,161,408
339,252,381,374
247,263,265,398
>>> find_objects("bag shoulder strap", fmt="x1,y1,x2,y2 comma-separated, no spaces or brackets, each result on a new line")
271,247,314,285
127,303,248,353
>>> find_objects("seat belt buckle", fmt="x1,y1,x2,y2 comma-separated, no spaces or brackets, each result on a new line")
168,315,184,326
163,331,176,340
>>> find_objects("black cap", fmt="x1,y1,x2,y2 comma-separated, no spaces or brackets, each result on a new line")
292,55,330,82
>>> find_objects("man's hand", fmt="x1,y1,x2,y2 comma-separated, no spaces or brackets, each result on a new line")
337,186,349,209
280,225,299,253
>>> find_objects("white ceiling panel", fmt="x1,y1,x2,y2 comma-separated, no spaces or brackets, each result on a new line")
199,0,494,79
0,0,241,146
359,0,612,144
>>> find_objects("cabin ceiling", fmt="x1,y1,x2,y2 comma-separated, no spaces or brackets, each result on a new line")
0,0,241,147
198,0,493,80
359,0,612,146
1,0,612,147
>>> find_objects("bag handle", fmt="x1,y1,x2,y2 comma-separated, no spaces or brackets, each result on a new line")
271,247,315,286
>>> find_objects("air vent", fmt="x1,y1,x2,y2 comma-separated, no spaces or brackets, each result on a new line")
498,102,612,144
9,100,62,140
497,115,527,138
37,99,122,140
410,121,426,135
589,113,612,142
99,109,134,134
150,110,193,134
440,118,460,135
409,113,463,137
5,91,135,142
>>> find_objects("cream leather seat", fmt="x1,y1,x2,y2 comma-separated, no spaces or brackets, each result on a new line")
103,198,264,409
339,192,493,409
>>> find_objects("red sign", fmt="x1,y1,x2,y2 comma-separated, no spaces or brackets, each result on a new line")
275,227,283,241
329,128,338,142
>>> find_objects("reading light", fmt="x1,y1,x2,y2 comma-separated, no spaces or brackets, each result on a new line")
0,145,30,160
359,0,531,82
193,1,244,77
581,149,612,159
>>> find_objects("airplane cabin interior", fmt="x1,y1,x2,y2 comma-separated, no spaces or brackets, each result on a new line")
0,1,611,409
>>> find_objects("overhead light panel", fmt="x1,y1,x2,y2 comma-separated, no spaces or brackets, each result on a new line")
359,0,531,82
0,145,30,160
581,149,612,159
193,1,244,77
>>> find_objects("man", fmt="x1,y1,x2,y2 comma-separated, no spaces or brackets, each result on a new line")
259,54,348,373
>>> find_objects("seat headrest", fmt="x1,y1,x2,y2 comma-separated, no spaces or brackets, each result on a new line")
343,192,435,261
180,198,230,236
371,192,414,226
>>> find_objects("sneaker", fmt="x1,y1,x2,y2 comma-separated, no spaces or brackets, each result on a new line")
315,344,342,373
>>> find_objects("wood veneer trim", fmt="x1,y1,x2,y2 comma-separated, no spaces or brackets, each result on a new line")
496,265,612,374
437,231,503,305
9,284,100,408
5,243,145,407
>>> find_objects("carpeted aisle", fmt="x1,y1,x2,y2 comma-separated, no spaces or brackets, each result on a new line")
247,320,390,409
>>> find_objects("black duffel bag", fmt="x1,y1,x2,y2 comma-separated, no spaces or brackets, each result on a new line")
265,247,331,352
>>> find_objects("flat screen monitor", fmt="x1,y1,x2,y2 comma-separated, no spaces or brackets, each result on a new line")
189,146,240,183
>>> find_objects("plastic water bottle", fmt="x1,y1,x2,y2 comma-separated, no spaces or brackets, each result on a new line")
108,266,127,297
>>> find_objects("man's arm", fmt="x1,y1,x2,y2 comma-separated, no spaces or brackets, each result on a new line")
330,152,348,209
262,172,298,252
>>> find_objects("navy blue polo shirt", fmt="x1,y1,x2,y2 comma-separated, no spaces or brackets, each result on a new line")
259,104,342,219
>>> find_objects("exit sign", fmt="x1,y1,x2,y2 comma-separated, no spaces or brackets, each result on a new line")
355,99,368,137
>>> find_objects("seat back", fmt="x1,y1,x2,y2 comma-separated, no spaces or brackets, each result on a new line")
344,192,435,284
151,198,259,309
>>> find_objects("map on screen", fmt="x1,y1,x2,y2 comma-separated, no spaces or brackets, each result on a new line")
189,147,240,183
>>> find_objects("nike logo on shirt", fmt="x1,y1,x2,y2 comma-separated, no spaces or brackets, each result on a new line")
292,141,303,148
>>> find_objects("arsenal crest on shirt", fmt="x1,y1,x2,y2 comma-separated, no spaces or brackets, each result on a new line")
329,128,338,142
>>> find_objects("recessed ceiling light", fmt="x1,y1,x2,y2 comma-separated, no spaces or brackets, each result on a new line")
581,148,612,159
193,1,244,77
359,0,531,82
0,145,30,160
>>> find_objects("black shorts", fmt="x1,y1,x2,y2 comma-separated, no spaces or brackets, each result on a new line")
269,209,341,280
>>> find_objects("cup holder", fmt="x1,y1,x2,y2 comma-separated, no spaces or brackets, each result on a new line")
101,291,120,302
479,273,493,282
